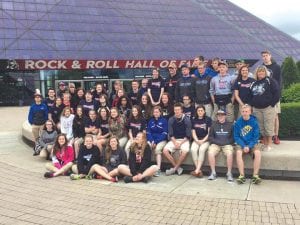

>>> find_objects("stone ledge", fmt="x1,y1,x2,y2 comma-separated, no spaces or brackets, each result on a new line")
22,121,300,179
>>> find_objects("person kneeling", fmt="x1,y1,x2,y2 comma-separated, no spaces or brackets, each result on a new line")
234,104,262,184
118,132,158,183
44,134,74,178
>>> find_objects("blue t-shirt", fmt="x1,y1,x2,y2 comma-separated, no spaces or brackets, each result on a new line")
148,77,165,102
233,77,256,104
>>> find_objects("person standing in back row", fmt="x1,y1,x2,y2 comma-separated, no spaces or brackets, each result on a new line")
175,64,196,103
261,50,282,145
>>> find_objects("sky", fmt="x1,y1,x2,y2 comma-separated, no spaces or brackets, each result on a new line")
228,0,300,41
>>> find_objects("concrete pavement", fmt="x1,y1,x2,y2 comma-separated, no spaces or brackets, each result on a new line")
0,106,300,225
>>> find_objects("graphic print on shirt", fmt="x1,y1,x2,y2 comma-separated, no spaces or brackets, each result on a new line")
110,154,120,167
252,83,266,96
241,125,252,137
83,154,92,161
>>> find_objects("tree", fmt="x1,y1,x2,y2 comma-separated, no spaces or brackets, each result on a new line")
297,60,300,82
281,57,299,89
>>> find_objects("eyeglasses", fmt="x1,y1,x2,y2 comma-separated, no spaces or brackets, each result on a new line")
46,123,53,126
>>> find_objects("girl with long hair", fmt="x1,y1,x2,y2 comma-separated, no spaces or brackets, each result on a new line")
88,136,126,182
60,106,75,142
159,92,174,121
118,132,158,183
148,67,165,106
96,107,110,151
117,95,132,119
108,107,128,148
72,105,86,158
125,105,146,158
44,134,74,178
139,93,152,122
190,105,212,177
37,120,58,160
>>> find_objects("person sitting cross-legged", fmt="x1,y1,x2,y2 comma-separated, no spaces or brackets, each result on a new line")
163,103,191,176
234,104,262,184
118,132,158,183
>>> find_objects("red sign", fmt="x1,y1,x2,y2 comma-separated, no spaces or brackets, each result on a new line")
13,59,194,70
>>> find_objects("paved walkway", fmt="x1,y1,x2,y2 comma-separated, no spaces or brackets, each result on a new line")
0,107,300,225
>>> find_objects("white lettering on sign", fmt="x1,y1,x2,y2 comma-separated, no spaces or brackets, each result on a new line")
25,60,35,69
125,60,135,68
95,61,105,69
160,60,169,68
57,60,67,69
86,61,95,69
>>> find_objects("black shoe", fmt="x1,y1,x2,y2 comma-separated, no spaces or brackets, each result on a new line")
142,176,151,183
33,151,40,156
124,176,133,183
44,172,54,178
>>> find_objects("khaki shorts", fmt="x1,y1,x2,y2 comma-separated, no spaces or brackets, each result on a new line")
208,144,233,156
164,139,190,153
235,144,261,153
154,141,167,155
274,101,281,114
253,106,276,137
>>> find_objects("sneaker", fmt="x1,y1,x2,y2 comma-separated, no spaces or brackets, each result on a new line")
273,136,280,145
44,172,54,178
85,175,93,180
176,167,183,176
252,175,262,184
227,172,234,182
264,146,272,151
124,176,133,183
237,175,246,184
208,173,217,180
142,176,151,183
165,168,176,176
70,174,81,180
154,169,161,177
33,150,40,156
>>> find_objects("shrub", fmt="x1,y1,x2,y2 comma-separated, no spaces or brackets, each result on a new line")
281,57,299,88
281,83,300,103
279,102,300,139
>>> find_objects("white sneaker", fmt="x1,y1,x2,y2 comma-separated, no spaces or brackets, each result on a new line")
165,168,176,176
176,167,183,176
208,173,217,180
227,172,234,182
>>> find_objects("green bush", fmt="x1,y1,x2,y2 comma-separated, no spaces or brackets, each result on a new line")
281,83,300,103
281,57,299,88
279,102,300,139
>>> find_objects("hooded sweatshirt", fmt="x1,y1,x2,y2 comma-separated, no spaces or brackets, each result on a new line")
250,76,280,108
77,144,102,174
147,116,168,144
234,115,259,149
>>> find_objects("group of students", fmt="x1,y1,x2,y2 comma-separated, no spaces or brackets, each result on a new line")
28,50,282,184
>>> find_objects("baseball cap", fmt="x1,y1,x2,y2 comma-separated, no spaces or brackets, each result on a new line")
216,109,226,115
235,59,245,64
180,64,189,69
218,61,228,67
